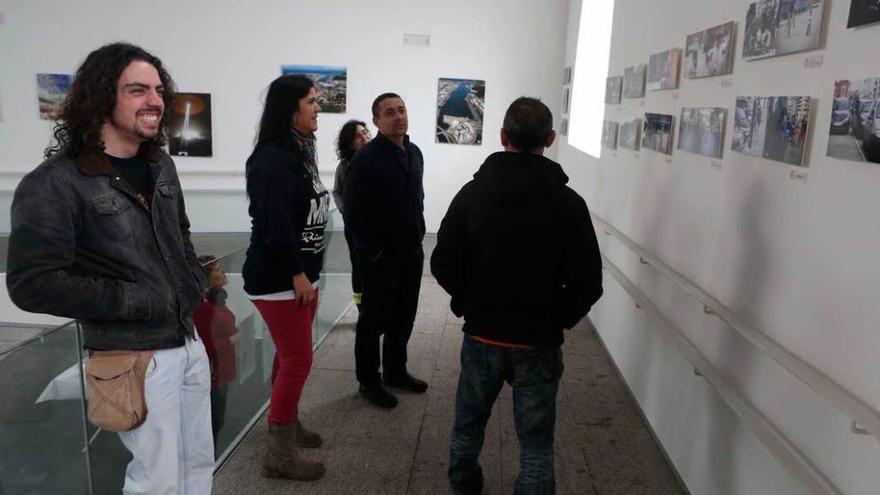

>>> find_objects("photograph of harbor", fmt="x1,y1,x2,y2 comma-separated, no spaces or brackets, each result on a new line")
619,118,641,151
678,107,726,159
168,93,213,157
827,77,880,164
602,121,618,150
605,76,623,104
623,65,646,98
642,113,675,154
732,96,811,166
647,49,681,91
684,21,736,79
281,65,347,113
436,78,485,145
36,73,71,120
743,0,823,60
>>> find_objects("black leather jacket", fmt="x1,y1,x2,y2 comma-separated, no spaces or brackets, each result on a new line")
6,146,206,350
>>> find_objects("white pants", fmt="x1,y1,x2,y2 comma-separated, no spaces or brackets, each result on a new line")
118,337,214,495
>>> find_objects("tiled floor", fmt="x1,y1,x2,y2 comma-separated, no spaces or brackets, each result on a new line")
212,273,686,494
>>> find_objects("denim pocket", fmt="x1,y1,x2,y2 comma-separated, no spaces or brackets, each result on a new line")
90,193,133,240
510,347,563,387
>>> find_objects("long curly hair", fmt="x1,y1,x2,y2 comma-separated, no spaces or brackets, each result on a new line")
335,119,367,162
44,42,177,159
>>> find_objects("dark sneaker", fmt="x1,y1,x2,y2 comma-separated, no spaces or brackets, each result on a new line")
383,372,429,393
359,383,399,408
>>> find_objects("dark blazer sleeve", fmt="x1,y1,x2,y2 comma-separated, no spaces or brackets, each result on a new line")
343,154,381,257
431,186,468,316
6,169,150,320
556,191,604,329
247,147,305,277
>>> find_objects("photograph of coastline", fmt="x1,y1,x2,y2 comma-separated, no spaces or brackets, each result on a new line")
619,118,641,151
281,65,347,113
647,49,681,91
623,65,646,98
436,78,485,145
641,113,674,154
605,76,623,104
684,21,736,79
743,0,823,61
848,0,880,27
732,96,811,166
602,121,619,150
36,73,71,120
678,107,726,159
827,77,880,164
168,93,212,157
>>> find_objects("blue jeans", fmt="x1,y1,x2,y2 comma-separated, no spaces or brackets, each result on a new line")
117,337,214,495
449,334,564,495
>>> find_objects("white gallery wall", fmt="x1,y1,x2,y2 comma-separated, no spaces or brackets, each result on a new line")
559,0,880,494
0,0,567,233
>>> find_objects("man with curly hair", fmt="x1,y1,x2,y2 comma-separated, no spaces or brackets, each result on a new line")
6,43,211,494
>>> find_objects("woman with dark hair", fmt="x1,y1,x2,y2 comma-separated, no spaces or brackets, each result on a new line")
333,120,371,308
242,74,328,481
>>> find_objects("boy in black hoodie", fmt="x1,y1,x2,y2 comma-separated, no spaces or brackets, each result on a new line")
431,97,603,494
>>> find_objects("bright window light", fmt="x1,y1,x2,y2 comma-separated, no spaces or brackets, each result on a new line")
569,0,615,158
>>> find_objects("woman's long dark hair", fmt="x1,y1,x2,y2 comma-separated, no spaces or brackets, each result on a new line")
253,75,316,149
335,119,367,162
44,42,176,159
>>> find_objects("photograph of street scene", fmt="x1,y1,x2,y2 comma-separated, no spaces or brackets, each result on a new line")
36,73,71,120
732,96,811,166
678,107,726,159
641,113,675,154
684,21,736,79
848,0,880,27
647,49,681,91
827,77,880,164
281,65,347,113
619,118,641,151
624,65,646,98
605,76,623,104
602,121,618,150
436,78,484,145
743,0,823,61
168,93,212,157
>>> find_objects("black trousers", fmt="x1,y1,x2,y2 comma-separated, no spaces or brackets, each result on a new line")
343,227,362,297
354,246,424,385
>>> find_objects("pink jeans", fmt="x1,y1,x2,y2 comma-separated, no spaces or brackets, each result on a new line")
252,291,318,425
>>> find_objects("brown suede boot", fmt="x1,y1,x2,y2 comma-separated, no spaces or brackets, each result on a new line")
261,423,325,481
294,419,323,448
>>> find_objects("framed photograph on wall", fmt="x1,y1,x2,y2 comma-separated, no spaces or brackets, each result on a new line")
743,0,823,61
641,113,675,154
605,76,623,104
436,78,485,145
36,73,71,121
732,96,811,166
827,77,880,164
281,65,347,113
646,49,681,91
623,64,646,98
619,118,641,151
563,87,571,114
684,21,736,79
563,66,573,85
168,93,213,157
602,121,619,149
678,107,727,159
848,0,880,27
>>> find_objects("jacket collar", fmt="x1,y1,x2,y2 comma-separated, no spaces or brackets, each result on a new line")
77,145,164,177
375,131,410,152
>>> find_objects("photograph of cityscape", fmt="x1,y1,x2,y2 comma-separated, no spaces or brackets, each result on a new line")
647,49,681,91
848,0,880,27
827,77,880,164
732,96,811,166
623,65,646,98
684,21,736,79
743,0,824,61
36,73,71,120
168,93,212,157
281,65,347,113
436,78,485,145
619,118,641,151
602,121,619,150
678,107,726,159
642,113,675,154
605,76,623,104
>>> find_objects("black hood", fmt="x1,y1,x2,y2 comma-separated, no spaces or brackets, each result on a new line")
473,151,569,203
